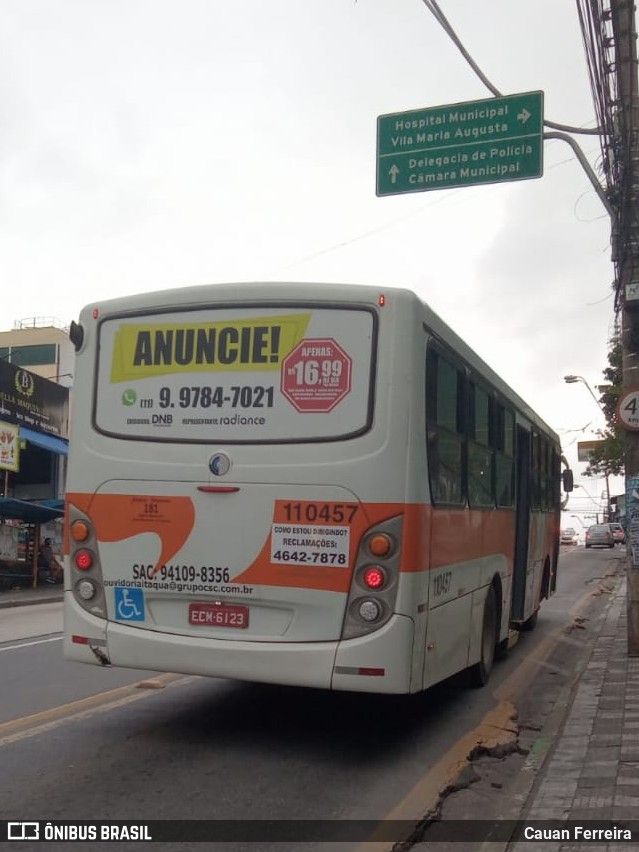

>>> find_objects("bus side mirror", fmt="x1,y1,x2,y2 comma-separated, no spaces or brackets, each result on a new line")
69,320,84,352
562,469,574,493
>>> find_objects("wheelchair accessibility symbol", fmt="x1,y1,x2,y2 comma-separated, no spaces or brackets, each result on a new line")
114,587,145,621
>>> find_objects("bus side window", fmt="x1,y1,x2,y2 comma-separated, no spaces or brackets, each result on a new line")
551,449,561,509
426,347,465,506
494,404,515,507
468,382,494,508
541,438,551,510
530,433,538,509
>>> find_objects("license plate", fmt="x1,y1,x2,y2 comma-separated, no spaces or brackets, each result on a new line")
189,602,249,629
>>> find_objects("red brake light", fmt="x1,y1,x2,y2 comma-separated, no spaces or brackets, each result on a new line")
363,566,385,590
75,550,93,570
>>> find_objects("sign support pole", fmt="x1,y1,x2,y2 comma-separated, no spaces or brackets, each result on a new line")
613,0,639,655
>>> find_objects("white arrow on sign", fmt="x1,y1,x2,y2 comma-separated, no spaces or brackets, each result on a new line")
389,165,400,184
517,108,531,124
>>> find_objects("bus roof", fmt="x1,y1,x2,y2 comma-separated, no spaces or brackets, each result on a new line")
80,281,560,443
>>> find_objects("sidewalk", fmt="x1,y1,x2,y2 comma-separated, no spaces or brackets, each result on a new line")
0,582,64,608
411,564,638,851
508,578,639,847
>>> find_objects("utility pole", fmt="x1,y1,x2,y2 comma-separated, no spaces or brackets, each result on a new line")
612,0,639,655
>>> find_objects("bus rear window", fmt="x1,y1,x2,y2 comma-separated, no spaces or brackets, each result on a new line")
94,305,376,443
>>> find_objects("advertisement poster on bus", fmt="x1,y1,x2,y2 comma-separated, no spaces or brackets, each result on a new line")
95,307,375,442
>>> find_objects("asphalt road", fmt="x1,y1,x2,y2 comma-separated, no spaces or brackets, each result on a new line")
0,545,623,852
0,602,158,723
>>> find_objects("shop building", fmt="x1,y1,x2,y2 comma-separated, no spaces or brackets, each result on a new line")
0,317,74,388
0,324,71,587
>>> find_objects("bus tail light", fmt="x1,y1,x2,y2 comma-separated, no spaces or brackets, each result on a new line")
71,520,90,542
341,515,403,640
358,599,382,621
363,566,386,590
77,579,97,600
75,549,94,570
66,505,107,620
368,533,393,558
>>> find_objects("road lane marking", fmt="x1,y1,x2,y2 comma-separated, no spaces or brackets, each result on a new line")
0,673,192,748
0,636,62,653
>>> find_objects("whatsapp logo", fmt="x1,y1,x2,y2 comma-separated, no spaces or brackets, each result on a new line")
122,389,137,406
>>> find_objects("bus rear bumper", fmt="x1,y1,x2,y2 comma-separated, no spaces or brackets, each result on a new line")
331,615,414,693
107,620,339,689
64,597,415,693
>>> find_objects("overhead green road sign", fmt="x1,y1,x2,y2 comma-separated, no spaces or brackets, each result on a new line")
376,91,544,196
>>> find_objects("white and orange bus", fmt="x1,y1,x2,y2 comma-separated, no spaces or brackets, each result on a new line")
64,283,572,693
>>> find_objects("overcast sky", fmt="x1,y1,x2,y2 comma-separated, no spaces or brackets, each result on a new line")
0,0,619,514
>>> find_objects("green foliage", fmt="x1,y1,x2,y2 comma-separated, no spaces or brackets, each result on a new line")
584,336,624,477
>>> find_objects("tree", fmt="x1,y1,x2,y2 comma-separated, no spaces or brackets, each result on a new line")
584,336,625,477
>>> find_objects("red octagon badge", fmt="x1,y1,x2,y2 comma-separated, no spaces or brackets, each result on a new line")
281,338,352,412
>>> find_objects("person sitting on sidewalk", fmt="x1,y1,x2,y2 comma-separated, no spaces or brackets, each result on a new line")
38,538,63,584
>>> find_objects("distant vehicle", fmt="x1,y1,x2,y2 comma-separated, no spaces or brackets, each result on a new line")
606,522,625,545
585,524,614,549
560,528,578,546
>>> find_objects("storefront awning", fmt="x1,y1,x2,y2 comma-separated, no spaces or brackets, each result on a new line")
0,497,64,523
19,426,69,456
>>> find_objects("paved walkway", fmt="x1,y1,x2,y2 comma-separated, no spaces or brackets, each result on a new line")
0,582,63,608
510,578,639,849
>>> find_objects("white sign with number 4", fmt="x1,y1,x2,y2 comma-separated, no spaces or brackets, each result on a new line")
617,388,639,431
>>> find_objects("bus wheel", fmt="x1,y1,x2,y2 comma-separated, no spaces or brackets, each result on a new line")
469,586,497,688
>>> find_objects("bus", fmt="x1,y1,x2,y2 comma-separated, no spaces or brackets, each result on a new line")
63,283,572,694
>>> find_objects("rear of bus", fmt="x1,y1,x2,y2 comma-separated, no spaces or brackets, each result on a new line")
64,283,425,693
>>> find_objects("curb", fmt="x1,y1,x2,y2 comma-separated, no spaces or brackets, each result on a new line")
0,592,64,610
477,571,626,852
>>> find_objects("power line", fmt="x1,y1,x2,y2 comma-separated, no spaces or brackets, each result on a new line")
420,0,603,135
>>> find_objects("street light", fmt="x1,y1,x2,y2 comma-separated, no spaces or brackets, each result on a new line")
563,375,603,408
572,484,607,521
563,374,611,521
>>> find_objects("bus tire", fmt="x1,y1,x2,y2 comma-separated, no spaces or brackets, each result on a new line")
469,586,497,688
495,637,509,660
521,609,538,632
